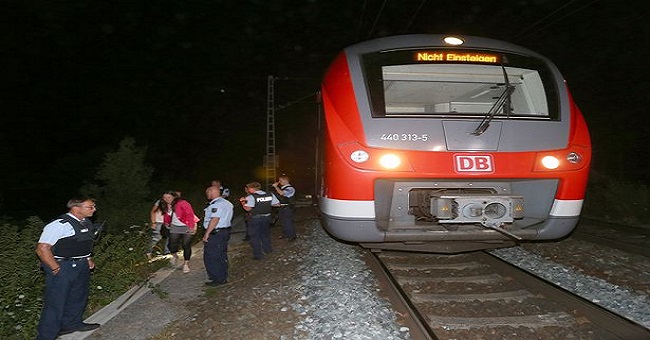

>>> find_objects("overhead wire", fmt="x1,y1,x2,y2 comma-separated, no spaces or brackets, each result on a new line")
359,0,600,43
356,0,369,41
403,0,428,34
276,91,318,111
513,0,581,39
367,0,388,39
512,0,600,41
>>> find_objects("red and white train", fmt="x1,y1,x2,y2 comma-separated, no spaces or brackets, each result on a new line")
318,34,591,253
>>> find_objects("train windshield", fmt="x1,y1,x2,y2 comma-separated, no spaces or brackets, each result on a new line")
363,50,560,119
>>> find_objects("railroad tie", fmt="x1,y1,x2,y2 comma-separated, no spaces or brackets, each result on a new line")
386,262,485,271
428,311,575,330
396,273,505,284
411,289,534,303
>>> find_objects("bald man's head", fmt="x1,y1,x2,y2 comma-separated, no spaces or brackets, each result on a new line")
206,185,220,199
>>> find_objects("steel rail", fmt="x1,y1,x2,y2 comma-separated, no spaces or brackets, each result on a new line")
368,248,650,339
363,250,438,340
480,251,650,340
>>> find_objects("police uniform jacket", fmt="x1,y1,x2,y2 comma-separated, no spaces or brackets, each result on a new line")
38,213,95,258
203,197,234,229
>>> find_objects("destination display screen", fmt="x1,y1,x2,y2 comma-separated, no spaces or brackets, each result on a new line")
414,51,500,63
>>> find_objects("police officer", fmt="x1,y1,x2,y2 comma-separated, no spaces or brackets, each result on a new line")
35,198,101,339
210,179,230,199
271,174,297,241
240,182,279,259
202,185,234,286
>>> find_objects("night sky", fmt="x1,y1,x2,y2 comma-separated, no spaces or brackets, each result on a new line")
3,0,648,219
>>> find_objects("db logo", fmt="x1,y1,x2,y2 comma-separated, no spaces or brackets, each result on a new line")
454,154,494,173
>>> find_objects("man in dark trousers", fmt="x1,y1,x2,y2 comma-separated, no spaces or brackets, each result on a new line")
239,182,279,259
271,174,297,241
202,185,234,286
35,198,101,340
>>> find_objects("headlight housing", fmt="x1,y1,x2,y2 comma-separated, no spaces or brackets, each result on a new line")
533,146,589,171
338,142,413,172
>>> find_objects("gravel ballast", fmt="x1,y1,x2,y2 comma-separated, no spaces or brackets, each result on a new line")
83,211,650,339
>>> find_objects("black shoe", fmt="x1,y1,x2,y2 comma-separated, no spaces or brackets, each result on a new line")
77,322,101,332
58,329,76,335
59,322,100,335
288,237,297,242
205,281,227,287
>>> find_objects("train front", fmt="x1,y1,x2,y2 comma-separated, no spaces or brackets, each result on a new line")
318,35,591,253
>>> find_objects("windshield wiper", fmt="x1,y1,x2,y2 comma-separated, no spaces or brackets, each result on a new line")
472,64,514,136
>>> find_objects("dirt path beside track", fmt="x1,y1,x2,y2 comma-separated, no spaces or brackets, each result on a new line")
71,208,315,340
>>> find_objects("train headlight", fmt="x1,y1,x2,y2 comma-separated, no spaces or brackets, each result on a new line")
533,146,590,172
379,154,401,169
350,150,369,163
541,156,560,169
338,142,414,171
443,36,464,46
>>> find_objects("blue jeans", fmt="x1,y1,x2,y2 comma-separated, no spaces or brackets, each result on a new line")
37,260,90,340
203,228,230,283
248,216,272,259
148,223,170,254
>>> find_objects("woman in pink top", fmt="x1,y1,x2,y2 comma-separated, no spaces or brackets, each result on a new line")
162,191,198,273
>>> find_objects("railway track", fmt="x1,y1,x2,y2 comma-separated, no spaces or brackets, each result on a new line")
365,249,650,340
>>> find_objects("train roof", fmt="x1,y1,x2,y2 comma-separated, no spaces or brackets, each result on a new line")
343,34,546,60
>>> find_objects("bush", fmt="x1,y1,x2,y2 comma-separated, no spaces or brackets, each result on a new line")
0,218,166,339
86,225,166,313
0,137,168,339
80,137,153,234
0,217,44,339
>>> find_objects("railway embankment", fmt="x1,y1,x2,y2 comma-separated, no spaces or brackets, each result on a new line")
69,209,649,340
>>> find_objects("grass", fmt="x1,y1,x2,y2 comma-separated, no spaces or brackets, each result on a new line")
0,220,168,339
